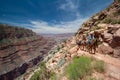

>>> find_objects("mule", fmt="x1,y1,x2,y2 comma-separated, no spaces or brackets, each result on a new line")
86,38,98,54
76,40,87,51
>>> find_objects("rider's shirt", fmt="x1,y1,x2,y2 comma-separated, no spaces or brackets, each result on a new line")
88,34,94,41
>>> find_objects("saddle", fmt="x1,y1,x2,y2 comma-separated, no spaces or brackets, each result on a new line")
87,38,96,45
91,38,97,45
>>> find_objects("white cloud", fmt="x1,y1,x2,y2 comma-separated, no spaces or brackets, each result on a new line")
59,0,81,18
28,0,88,34
59,0,78,11
29,18,88,34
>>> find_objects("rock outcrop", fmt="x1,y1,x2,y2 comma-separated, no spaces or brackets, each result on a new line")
75,1,120,58
0,24,36,40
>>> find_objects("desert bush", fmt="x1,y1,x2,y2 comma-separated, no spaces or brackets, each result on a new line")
113,9,120,16
89,77,97,80
0,39,13,45
65,56,92,80
49,72,57,80
56,46,61,51
102,18,113,23
102,18,120,24
93,60,105,73
30,62,56,80
114,0,120,2
117,20,120,24
65,56,106,80
30,71,40,80
92,26,101,31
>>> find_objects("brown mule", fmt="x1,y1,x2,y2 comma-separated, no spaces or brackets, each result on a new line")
76,40,87,51
87,39,97,54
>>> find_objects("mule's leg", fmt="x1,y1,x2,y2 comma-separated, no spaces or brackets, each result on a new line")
87,45,89,52
84,45,86,51
92,46,95,54
78,45,80,51
90,46,92,54
93,41,97,54
83,45,84,50
81,44,83,50
89,46,92,54
94,47,96,54
91,45,93,54
80,45,82,50
87,44,91,53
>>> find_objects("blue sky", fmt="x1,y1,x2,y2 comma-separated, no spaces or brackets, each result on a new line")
0,0,113,33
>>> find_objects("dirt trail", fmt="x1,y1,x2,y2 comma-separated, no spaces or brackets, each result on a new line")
77,50,120,80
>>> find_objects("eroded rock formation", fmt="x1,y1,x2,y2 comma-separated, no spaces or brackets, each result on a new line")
0,24,56,80
75,1,120,58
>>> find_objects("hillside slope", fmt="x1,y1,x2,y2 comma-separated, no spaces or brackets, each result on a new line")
45,1,120,80
75,1,120,58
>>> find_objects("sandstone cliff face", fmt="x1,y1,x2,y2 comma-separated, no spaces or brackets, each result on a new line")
75,1,120,58
0,24,56,80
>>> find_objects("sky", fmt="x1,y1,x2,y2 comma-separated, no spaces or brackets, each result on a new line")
0,0,113,34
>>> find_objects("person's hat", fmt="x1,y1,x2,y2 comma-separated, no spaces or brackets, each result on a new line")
89,31,94,34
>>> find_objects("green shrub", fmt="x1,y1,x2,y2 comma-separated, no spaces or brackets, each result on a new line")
93,60,105,73
116,20,120,24
0,39,14,45
65,56,106,80
102,18,113,24
56,46,61,51
114,0,120,2
92,26,101,31
89,77,97,80
111,19,120,24
102,18,120,24
65,56,92,80
30,62,56,80
30,71,40,80
49,72,57,80
113,11,120,16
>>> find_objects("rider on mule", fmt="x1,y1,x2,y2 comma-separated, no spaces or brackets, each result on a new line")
87,32,97,54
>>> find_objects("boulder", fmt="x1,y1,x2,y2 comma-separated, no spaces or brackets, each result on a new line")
98,43,113,54
69,46,79,54
110,29,120,48
97,23,108,29
107,25,119,34
71,38,76,45
113,47,120,58
103,31,113,43
110,36,120,48
114,28,120,37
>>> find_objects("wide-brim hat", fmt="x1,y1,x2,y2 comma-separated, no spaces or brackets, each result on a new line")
89,31,94,34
